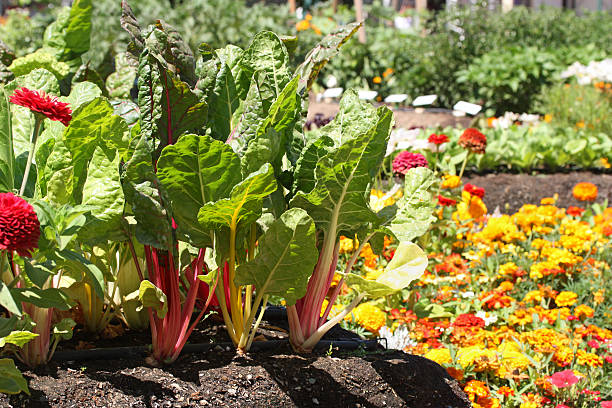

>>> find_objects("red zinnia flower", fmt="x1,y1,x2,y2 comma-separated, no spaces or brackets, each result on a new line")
458,128,487,154
9,87,72,126
587,340,600,349
548,370,581,388
437,195,456,207
567,206,585,217
0,193,41,257
428,133,449,145
463,183,485,198
392,151,428,176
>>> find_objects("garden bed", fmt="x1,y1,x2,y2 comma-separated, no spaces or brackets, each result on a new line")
0,348,469,408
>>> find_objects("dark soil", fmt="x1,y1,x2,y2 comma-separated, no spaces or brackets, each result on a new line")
465,171,612,214
0,314,469,408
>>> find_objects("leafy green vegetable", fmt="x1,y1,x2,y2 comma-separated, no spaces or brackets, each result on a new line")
0,358,29,395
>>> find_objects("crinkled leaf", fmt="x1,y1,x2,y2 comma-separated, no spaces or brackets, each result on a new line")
295,22,361,94
388,167,437,242
144,20,196,87
290,91,393,236
43,0,92,63
345,242,427,298
12,288,75,311
208,61,239,142
292,135,334,194
122,133,172,248
0,86,14,192
0,358,29,395
138,280,167,319
229,71,275,155
0,331,38,348
62,81,102,109
120,0,144,63
157,134,241,247
197,163,277,232
241,76,300,176
8,50,70,80
235,208,318,306
79,146,125,243
63,97,130,200
241,31,290,97
106,53,137,98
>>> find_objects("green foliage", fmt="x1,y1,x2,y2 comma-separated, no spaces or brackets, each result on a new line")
457,47,559,114
0,358,29,395
8,49,71,80
537,83,612,137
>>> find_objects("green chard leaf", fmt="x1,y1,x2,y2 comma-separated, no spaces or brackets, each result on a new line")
387,167,437,242
157,134,241,247
122,133,173,249
345,242,427,298
235,208,318,306
240,31,291,97
290,90,393,237
43,0,93,64
197,163,277,232
138,280,168,319
294,22,362,94
0,358,29,395
12,287,75,311
0,86,14,192
0,331,38,348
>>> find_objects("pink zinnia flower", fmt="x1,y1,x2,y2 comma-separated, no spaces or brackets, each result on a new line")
0,193,41,257
392,151,428,176
587,339,600,349
601,401,612,408
10,87,72,126
548,370,581,388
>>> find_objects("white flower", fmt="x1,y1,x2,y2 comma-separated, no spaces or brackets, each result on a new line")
378,326,415,350
461,291,475,298
475,311,498,327
324,75,338,88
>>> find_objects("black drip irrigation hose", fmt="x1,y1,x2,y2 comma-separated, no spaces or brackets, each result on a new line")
52,306,381,362
52,339,380,362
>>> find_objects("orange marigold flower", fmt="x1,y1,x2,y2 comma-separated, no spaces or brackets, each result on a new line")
458,128,487,154
446,366,464,381
572,182,598,202
567,206,585,217
373,76,382,84
497,386,514,397
574,304,594,319
465,380,490,399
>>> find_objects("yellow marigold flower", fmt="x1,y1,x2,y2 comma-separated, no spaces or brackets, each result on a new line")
576,120,585,128
382,67,394,78
574,304,594,319
593,289,605,305
555,291,578,307
497,281,514,292
373,76,382,84
441,174,461,189
572,182,598,201
601,157,611,168
575,350,603,367
320,299,343,318
339,235,358,254
424,348,452,365
508,309,533,326
457,346,498,372
347,302,386,334
553,346,574,367
540,195,558,205
369,189,397,212
496,343,533,379
523,290,542,304
498,262,518,277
